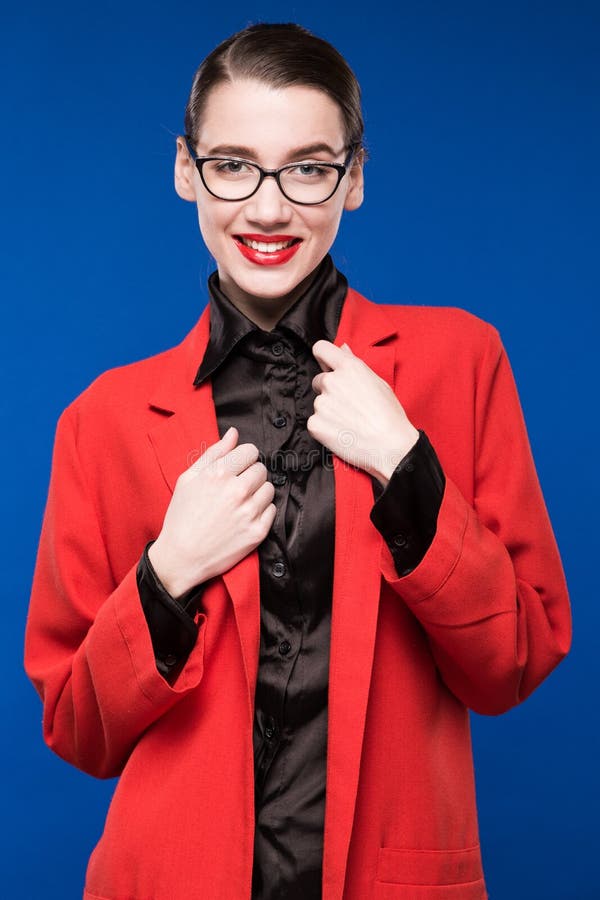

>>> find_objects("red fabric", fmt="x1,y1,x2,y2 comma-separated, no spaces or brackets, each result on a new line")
24,289,571,900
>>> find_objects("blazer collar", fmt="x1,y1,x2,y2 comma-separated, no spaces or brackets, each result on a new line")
147,283,398,900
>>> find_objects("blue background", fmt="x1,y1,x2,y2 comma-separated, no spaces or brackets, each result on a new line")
3,1,597,897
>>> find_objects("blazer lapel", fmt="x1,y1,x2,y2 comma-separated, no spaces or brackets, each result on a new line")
322,289,398,900
146,305,261,729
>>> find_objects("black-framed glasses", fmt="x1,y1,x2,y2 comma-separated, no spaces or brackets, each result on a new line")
184,135,358,205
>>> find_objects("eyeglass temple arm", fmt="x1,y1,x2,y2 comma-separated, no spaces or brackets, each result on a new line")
183,135,198,159
343,142,361,167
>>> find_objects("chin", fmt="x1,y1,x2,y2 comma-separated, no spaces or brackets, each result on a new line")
233,268,309,300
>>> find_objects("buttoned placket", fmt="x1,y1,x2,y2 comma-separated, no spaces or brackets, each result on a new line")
253,331,307,794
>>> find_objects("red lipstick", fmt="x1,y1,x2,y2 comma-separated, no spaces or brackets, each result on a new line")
233,234,303,267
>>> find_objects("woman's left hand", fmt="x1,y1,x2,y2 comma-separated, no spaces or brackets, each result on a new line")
309,340,419,485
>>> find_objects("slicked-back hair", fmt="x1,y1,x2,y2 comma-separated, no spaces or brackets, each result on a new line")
183,22,368,160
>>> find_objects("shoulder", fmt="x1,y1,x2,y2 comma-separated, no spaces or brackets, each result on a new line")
57,321,198,443
65,346,174,415
396,304,500,358
348,288,502,362
385,301,497,344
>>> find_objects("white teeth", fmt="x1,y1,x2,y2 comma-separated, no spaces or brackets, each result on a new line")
239,237,297,252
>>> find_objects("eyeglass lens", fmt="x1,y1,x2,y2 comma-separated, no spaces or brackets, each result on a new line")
202,159,341,203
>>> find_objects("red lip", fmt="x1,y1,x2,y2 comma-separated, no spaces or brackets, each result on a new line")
233,234,303,266
236,233,302,242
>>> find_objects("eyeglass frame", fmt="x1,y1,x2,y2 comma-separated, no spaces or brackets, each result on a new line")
183,135,360,206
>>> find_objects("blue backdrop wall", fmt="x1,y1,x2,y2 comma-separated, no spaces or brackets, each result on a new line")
3,2,597,897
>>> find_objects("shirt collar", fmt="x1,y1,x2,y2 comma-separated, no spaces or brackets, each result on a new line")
193,253,348,386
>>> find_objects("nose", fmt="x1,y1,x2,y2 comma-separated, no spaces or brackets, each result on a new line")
244,174,293,226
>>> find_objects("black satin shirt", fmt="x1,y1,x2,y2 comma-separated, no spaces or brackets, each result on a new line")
136,253,445,899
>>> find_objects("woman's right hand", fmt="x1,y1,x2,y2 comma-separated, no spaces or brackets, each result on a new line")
148,426,276,598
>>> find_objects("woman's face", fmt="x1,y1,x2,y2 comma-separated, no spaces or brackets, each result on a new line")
175,78,364,322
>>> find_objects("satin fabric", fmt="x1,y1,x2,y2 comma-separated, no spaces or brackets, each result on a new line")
196,254,346,899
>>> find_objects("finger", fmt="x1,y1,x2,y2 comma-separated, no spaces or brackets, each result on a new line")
312,371,328,394
311,339,346,371
252,479,277,512
237,459,269,495
218,441,262,477
189,425,239,471
258,499,278,531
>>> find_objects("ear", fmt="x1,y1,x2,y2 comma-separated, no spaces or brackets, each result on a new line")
343,148,365,212
174,136,198,202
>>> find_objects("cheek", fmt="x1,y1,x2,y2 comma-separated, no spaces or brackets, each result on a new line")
195,203,226,253
314,206,345,242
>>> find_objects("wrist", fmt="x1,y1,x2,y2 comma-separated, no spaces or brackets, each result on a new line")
370,425,420,487
147,539,191,599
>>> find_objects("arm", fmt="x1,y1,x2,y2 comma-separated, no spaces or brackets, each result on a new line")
375,327,571,715
24,406,207,779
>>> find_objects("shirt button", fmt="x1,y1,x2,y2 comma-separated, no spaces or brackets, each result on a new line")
404,462,415,473
393,533,408,548
265,722,277,740
272,561,286,578
279,640,292,656
163,653,178,667
273,415,287,428
272,472,287,486
272,342,284,356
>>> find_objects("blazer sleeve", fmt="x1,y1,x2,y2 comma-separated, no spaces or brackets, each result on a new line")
377,324,572,716
24,404,208,779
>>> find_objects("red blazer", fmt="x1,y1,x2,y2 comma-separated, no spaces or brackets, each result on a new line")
25,287,571,900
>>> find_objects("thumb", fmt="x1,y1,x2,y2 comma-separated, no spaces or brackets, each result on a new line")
341,342,354,355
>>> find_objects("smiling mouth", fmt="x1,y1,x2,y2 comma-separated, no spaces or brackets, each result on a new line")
234,235,303,253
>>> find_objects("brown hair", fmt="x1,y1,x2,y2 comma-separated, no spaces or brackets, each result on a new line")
183,22,368,161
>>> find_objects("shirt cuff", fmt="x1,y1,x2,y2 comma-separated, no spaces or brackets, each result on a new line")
136,540,206,679
369,430,445,577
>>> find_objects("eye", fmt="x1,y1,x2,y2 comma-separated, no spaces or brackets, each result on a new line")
212,159,253,176
287,162,330,179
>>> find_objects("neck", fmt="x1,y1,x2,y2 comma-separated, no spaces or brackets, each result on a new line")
218,268,321,331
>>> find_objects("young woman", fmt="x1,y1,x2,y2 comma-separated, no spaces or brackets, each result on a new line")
25,21,571,900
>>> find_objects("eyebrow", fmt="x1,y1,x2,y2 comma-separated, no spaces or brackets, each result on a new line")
205,142,340,161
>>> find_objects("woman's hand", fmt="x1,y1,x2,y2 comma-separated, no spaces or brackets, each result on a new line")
148,427,276,597
309,340,419,485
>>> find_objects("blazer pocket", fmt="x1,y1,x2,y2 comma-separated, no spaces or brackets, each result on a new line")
374,845,486,899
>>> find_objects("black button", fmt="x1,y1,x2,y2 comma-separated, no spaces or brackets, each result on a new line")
279,640,292,655
393,533,408,548
404,462,415,473
272,342,284,355
163,653,178,667
273,415,287,428
272,561,286,578
272,472,287,486
265,723,276,740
